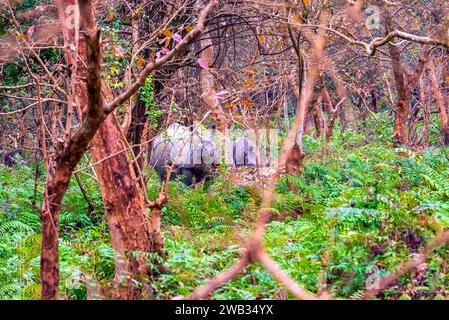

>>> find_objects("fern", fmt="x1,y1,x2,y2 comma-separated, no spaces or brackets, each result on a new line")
419,165,449,198
0,220,34,236
60,211,92,228
0,283,21,300
349,289,367,300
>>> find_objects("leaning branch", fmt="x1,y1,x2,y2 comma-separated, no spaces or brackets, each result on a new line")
361,230,449,300
190,252,250,300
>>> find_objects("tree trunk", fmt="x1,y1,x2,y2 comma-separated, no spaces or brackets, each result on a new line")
90,114,157,299
200,29,233,167
41,0,216,300
312,95,325,138
48,0,156,300
287,71,307,191
371,89,378,113
41,0,103,299
127,97,148,172
429,60,449,146
303,106,313,135
385,13,428,146
333,77,356,131
321,78,341,142
416,77,430,147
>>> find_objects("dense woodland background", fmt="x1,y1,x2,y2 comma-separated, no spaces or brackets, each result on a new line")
0,0,449,300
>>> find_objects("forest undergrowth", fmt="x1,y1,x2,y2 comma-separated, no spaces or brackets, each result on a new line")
1,116,449,300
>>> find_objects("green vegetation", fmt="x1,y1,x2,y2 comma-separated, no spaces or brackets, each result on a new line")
2,121,449,300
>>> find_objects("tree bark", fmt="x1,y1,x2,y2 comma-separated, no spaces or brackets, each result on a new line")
41,0,103,299
334,77,356,131
90,114,157,299
429,60,449,145
57,0,159,298
320,77,342,142
312,95,325,138
385,12,429,146
41,0,217,299
200,29,233,167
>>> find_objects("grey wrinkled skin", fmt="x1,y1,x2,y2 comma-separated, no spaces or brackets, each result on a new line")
149,123,219,186
233,137,257,167
1,149,23,167
149,123,184,182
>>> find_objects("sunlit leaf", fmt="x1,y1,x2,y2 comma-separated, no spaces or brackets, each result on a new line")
225,101,234,108
245,79,255,87
244,69,256,76
162,29,173,38
137,55,145,68
240,99,255,107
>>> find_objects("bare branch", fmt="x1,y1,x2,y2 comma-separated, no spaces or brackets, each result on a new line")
104,0,218,113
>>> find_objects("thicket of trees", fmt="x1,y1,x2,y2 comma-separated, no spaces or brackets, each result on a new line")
0,0,449,300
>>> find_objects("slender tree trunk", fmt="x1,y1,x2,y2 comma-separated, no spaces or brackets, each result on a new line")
283,92,290,135
385,13,410,146
49,0,155,300
409,95,421,146
287,75,307,189
71,2,161,298
127,97,148,172
41,0,103,299
200,29,233,167
416,77,430,147
429,60,449,145
303,106,313,135
90,114,157,299
371,89,378,113
342,98,357,131
42,0,216,300
334,77,356,132
321,78,341,142
312,95,325,138
19,115,30,153
284,8,308,190
385,13,428,146
74,173,95,215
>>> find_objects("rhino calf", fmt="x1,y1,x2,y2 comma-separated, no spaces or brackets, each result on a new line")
1,149,22,167
232,137,257,167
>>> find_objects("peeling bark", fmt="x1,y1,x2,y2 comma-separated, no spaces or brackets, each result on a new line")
200,30,233,167
90,114,156,299
385,13,429,147
41,0,217,299
429,60,449,145
41,0,104,300
312,95,325,138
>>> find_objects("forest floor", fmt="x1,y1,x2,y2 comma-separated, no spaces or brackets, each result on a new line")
2,126,449,300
